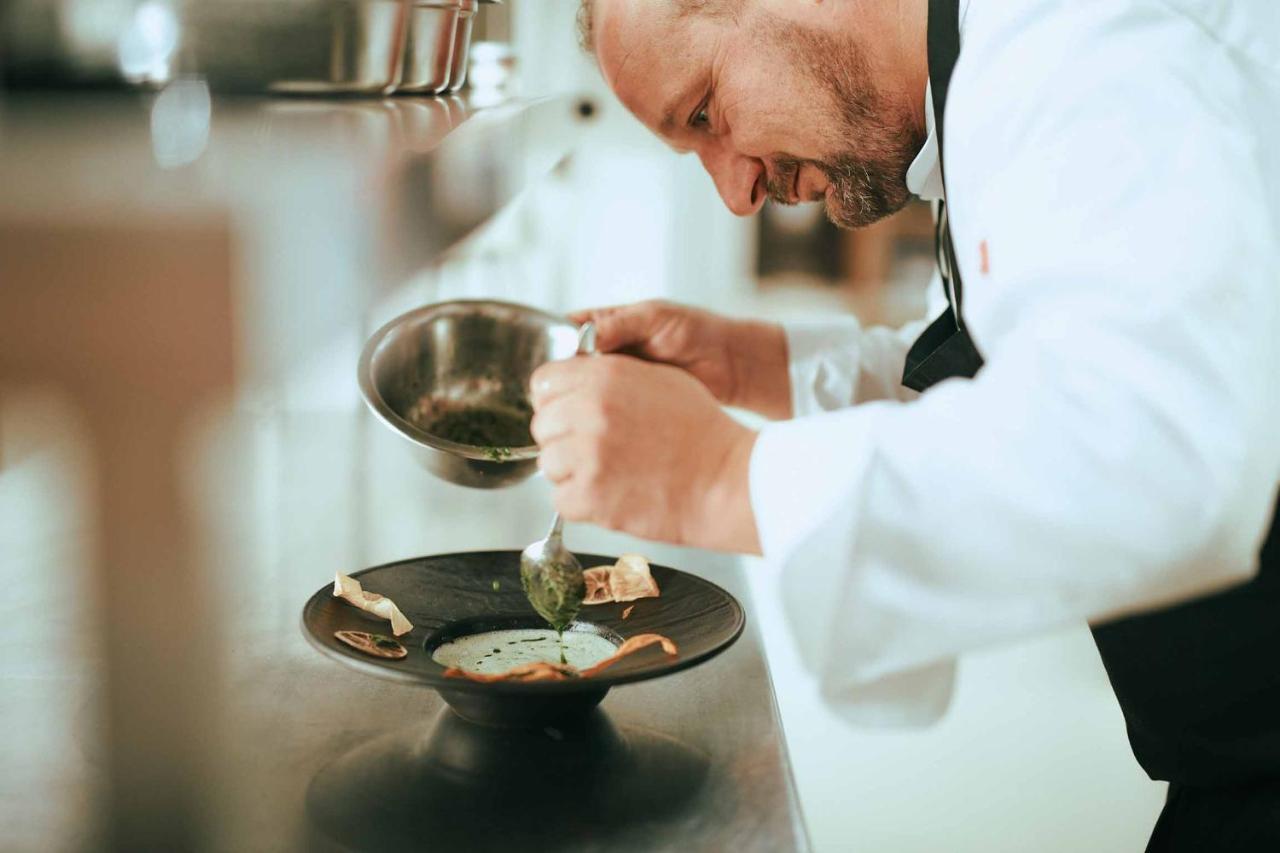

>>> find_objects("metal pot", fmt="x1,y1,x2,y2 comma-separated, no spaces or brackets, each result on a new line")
196,0,410,95
397,1,458,94
444,0,476,93
358,300,580,489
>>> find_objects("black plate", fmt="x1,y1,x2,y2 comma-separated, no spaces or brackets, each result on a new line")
301,550,745,726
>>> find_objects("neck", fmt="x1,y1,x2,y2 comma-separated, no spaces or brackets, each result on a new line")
894,0,931,137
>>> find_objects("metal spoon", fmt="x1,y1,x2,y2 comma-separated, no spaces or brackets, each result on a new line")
519,322,596,632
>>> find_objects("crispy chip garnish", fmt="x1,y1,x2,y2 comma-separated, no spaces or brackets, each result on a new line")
335,630,408,660
579,633,678,678
333,573,414,636
582,554,660,605
583,568,612,605
443,661,580,683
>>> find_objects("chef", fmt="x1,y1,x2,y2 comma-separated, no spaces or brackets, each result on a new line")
528,0,1280,847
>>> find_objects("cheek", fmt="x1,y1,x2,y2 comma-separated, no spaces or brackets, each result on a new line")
725,53,834,158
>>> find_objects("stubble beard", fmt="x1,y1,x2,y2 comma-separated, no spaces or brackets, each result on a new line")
765,20,925,230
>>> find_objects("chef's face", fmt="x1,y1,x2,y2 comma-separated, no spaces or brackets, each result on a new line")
590,0,925,228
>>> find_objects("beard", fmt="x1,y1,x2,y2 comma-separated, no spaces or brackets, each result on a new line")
763,19,925,229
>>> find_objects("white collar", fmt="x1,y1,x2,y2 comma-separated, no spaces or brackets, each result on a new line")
906,82,945,201
905,0,970,202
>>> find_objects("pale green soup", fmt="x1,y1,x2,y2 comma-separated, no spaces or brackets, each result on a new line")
431,628,617,675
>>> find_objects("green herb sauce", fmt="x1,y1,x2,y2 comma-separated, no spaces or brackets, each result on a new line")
424,407,533,450
520,559,586,633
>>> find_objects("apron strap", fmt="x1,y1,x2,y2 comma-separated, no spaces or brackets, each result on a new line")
928,0,965,321
902,0,985,392
928,0,961,155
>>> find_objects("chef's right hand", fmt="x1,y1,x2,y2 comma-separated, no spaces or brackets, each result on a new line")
569,300,792,420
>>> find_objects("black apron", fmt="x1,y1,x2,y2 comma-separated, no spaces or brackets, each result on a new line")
911,1,1280,848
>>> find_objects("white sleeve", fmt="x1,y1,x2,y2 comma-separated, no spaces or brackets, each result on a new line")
784,278,941,414
749,20,1280,725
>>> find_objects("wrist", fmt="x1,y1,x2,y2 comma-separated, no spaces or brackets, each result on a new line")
683,420,761,555
728,319,792,420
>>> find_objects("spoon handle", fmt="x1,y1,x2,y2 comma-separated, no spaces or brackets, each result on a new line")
539,325,592,548
576,321,597,356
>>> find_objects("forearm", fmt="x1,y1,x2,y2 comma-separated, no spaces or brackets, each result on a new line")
749,305,1274,715
725,318,792,420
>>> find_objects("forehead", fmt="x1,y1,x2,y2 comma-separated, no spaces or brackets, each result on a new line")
593,0,718,135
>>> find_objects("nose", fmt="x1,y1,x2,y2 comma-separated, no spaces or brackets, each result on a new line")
697,141,765,217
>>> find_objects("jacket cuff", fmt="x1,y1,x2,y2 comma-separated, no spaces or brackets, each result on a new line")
782,318,865,417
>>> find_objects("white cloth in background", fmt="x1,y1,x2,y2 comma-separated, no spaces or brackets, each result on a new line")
749,0,1280,725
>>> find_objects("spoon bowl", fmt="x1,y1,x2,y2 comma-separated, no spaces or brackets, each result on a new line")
519,515,587,631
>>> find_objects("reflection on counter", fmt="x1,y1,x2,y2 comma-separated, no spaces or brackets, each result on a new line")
305,707,711,853
149,76,209,168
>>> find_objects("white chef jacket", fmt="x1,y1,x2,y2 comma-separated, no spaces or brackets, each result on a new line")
748,0,1280,725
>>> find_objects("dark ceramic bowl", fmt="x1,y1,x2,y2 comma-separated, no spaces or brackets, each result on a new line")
301,550,745,727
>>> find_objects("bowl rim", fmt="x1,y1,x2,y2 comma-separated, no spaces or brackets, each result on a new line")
357,299,576,463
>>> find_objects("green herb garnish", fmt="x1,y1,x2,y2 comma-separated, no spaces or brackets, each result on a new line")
422,407,532,450
519,559,586,632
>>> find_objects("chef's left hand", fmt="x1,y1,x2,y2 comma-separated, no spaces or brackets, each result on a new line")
530,354,762,554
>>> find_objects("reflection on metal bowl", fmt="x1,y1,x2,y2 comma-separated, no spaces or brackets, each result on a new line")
263,0,407,95
398,1,459,94
445,0,478,93
172,0,407,95
358,300,579,489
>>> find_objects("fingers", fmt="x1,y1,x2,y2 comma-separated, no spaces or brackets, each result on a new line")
530,359,610,480
549,481,596,525
535,440,573,484
530,357,591,409
529,382,601,449
569,301,668,354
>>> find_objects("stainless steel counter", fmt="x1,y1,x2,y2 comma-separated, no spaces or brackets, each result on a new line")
0,89,808,851
0,404,808,851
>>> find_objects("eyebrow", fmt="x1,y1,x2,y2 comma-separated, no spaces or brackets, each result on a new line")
659,74,708,137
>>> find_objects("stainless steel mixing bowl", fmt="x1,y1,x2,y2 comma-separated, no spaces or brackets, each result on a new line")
359,300,580,489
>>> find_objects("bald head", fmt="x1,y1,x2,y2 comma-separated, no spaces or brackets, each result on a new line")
579,0,930,228
577,0,734,53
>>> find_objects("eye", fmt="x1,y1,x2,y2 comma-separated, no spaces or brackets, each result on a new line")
689,96,712,130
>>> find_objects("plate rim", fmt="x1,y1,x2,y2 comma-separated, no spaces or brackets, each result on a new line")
300,549,747,694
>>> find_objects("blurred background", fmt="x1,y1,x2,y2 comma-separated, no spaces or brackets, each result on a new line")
0,1,1165,851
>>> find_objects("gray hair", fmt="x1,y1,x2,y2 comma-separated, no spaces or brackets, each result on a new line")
577,0,738,53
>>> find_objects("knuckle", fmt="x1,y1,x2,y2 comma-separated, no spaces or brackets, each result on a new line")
585,407,610,438
598,356,631,388
578,455,604,490
529,412,548,444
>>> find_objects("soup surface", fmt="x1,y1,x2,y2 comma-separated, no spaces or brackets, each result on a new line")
431,628,618,675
